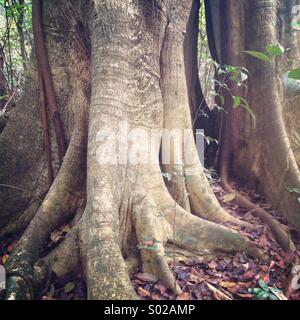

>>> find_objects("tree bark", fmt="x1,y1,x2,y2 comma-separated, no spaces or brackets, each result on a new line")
0,0,265,300
6,0,300,300
212,0,300,232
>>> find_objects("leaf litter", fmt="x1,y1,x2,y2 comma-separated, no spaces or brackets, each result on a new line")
1,182,300,300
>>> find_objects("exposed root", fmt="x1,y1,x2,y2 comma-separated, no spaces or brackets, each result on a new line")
42,227,81,278
79,182,138,300
220,164,296,253
159,195,264,259
126,177,264,297
186,165,254,230
132,196,182,295
80,211,138,300
4,114,87,300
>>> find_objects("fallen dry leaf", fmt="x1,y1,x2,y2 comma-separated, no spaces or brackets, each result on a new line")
50,230,63,243
176,292,190,300
61,224,71,233
236,293,254,299
137,287,151,297
7,240,17,253
276,260,285,269
219,281,236,288
143,240,154,246
243,270,255,280
206,282,232,300
136,273,158,283
1,254,9,264
258,235,268,247
260,265,269,272
263,274,270,283
208,260,218,270
238,281,253,289
227,286,241,294
223,193,236,203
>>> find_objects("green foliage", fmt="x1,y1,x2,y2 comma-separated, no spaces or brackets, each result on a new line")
198,131,218,146
244,50,271,62
224,64,249,86
266,44,285,57
64,282,75,293
232,96,256,128
244,44,285,62
211,61,256,128
288,187,300,203
0,0,32,106
288,68,300,80
248,280,281,300
233,96,241,108
243,44,300,83
204,168,218,185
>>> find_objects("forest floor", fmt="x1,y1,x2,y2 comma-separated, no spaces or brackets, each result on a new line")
1,181,300,300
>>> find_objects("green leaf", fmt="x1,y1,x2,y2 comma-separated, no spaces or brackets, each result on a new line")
288,68,300,80
225,65,237,73
146,245,158,251
258,279,270,292
261,292,271,299
266,44,285,57
252,288,262,294
243,51,271,62
288,187,300,194
233,96,241,108
220,95,225,106
64,282,75,293
232,96,256,128
288,187,300,203
269,294,279,300
242,104,256,128
240,97,256,128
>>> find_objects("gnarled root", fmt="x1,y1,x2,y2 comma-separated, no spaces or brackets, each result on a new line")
129,182,263,296
132,196,183,295
42,227,81,279
4,114,87,300
220,159,296,253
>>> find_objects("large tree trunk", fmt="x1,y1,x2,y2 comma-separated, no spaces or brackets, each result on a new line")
210,0,300,232
0,0,90,236
279,0,300,167
1,0,265,300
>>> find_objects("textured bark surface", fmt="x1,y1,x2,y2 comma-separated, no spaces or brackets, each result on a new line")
210,0,300,231
1,0,296,300
78,0,259,300
279,0,300,167
0,0,90,233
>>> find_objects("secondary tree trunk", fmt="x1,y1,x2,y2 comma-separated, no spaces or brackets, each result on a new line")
279,0,300,167
210,0,300,231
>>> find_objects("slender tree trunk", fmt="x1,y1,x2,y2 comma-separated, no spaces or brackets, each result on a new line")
14,0,28,75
